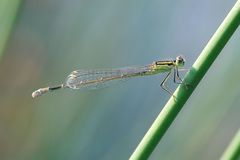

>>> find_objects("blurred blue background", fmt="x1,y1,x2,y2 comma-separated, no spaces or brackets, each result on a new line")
0,0,240,159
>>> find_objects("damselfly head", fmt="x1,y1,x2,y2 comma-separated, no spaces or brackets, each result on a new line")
175,55,185,67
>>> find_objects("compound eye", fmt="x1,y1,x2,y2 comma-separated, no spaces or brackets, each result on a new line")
182,60,185,65
176,56,185,67
178,56,183,60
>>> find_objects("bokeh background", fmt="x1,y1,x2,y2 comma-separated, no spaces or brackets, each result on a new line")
0,0,240,159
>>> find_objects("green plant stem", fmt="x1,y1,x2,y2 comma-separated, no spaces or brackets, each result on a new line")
130,1,240,160
221,129,240,160
0,0,22,59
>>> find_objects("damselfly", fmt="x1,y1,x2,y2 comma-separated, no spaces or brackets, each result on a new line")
32,56,185,98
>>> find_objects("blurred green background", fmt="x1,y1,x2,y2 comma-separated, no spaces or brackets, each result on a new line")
0,0,240,160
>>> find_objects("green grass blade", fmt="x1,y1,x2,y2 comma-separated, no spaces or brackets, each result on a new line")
221,129,240,160
0,0,22,59
130,1,240,160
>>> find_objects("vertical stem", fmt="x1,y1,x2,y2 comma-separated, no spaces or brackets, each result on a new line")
221,129,240,160
0,0,22,59
130,1,240,159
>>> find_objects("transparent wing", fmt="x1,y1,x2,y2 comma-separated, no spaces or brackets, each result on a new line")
65,66,153,90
